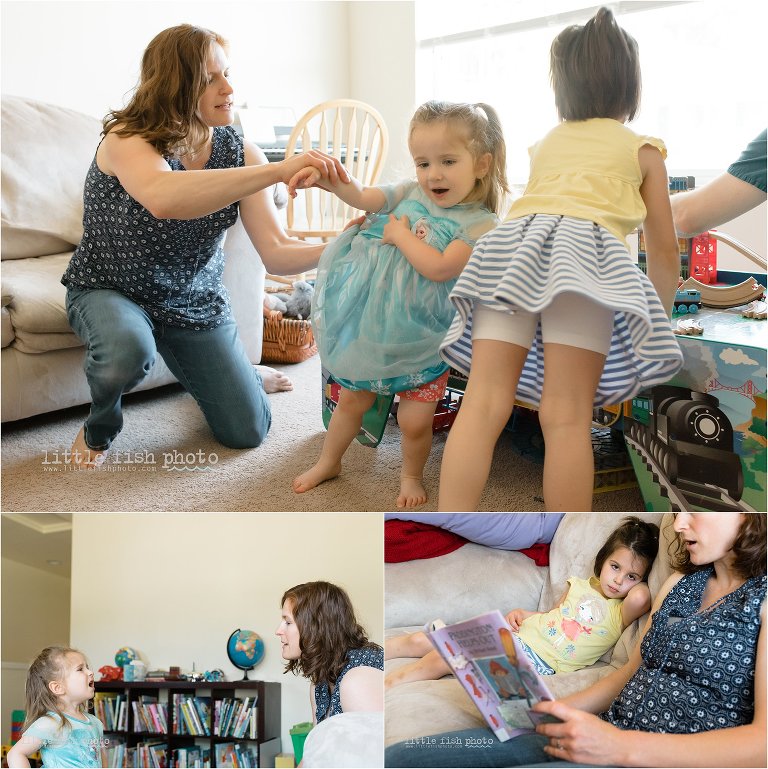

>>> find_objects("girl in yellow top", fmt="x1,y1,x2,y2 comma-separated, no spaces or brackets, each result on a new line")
385,516,658,687
439,7,683,512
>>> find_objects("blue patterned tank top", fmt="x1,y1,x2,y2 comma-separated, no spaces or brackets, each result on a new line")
601,567,766,733
314,646,383,722
62,126,243,328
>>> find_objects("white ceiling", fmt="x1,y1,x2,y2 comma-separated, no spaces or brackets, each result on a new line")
1,514,72,577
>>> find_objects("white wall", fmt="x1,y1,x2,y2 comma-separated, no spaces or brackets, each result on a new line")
348,1,416,182
1,558,71,743
69,513,383,757
0,1,350,121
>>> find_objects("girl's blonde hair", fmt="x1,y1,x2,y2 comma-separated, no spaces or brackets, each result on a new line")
409,100,510,216
24,647,88,735
103,24,228,159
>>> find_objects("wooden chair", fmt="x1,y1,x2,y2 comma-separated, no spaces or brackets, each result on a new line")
267,99,388,287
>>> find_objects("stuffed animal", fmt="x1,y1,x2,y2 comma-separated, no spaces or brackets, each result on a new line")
278,280,314,320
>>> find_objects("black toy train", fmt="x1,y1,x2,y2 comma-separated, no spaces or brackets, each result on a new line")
626,384,743,501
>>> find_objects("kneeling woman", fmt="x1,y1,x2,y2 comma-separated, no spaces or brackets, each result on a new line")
277,581,383,722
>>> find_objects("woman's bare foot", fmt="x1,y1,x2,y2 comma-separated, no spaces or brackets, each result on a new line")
70,427,108,469
255,365,293,393
397,475,428,508
292,460,342,493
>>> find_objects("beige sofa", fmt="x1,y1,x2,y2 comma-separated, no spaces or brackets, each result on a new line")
1,95,266,423
385,512,674,747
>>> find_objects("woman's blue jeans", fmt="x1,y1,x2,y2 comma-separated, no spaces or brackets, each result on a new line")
66,288,271,450
385,729,581,768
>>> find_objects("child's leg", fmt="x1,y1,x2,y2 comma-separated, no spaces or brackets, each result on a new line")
385,630,434,660
395,398,439,508
293,387,377,492
538,344,605,511
438,339,528,511
537,293,612,511
385,649,452,690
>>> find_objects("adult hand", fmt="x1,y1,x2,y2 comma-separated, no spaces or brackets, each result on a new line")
505,608,527,632
279,150,350,187
533,700,624,766
382,214,410,246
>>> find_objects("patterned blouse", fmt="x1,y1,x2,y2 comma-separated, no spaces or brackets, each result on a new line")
62,126,243,329
601,567,766,732
314,646,384,722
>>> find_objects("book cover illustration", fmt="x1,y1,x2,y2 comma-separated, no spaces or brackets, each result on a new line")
427,609,558,742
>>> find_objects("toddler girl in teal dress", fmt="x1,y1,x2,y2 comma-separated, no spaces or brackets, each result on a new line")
288,101,509,508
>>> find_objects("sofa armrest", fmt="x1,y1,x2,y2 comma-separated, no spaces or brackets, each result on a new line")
222,217,265,363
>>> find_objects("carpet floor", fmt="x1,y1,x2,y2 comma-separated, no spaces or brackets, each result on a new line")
1,355,645,512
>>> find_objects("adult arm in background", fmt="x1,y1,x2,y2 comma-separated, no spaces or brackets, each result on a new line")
533,572,767,768
670,129,767,237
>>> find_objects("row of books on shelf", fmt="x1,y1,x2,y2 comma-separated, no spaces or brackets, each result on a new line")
94,692,128,732
215,697,259,739
104,739,258,768
94,693,257,739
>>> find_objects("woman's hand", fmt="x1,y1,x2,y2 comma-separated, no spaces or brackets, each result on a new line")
279,150,349,188
505,608,529,632
533,700,625,766
382,214,411,246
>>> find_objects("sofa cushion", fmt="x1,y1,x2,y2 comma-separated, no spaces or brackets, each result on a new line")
1,95,101,259
2,252,81,353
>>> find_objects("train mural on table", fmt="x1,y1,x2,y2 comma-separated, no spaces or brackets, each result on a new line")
624,384,749,510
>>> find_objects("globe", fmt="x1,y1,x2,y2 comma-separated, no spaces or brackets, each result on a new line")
227,629,265,680
115,647,138,668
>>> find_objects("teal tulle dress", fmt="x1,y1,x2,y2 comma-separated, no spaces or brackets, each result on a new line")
312,180,498,394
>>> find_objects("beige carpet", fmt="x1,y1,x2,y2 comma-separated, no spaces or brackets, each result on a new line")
1,355,645,512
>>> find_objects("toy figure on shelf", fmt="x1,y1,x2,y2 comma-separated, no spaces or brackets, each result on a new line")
98,665,123,681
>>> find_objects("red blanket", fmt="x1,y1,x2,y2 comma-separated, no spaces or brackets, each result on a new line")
385,519,550,566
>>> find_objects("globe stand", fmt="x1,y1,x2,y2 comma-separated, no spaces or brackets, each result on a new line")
240,667,254,681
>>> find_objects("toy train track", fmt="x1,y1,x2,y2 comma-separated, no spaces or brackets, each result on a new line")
680,276,766,309
625,434,756,512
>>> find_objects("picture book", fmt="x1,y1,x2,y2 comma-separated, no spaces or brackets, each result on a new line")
426,610,559,742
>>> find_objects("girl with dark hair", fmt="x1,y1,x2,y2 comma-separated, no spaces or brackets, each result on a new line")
277,581,383,723
438,6,684,512
386,513,766,768
7,647,105,768
61,24,349,468
386,516,657,687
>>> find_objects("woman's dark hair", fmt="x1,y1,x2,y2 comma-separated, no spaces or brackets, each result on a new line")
103,24,227,158
669,514,767,579
281,581,381,687
550,7,641,122
594,516,659,580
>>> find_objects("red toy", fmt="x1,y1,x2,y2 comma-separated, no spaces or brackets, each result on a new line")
98,665,123,681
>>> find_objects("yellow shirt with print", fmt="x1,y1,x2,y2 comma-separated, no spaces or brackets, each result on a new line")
516,576,624,673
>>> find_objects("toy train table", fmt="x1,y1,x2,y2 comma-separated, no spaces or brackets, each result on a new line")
622,273,766,512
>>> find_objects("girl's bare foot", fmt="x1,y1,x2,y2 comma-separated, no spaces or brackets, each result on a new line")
292,460,342,493
255,365,293,393
70,427,108,469
396,475,428,508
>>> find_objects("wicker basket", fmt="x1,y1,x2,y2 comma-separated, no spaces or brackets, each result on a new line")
262,314,317,363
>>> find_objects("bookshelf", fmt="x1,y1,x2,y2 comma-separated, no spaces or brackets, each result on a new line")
94,680,281,768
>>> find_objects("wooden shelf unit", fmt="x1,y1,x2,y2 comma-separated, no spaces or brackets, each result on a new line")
93,679,281,768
